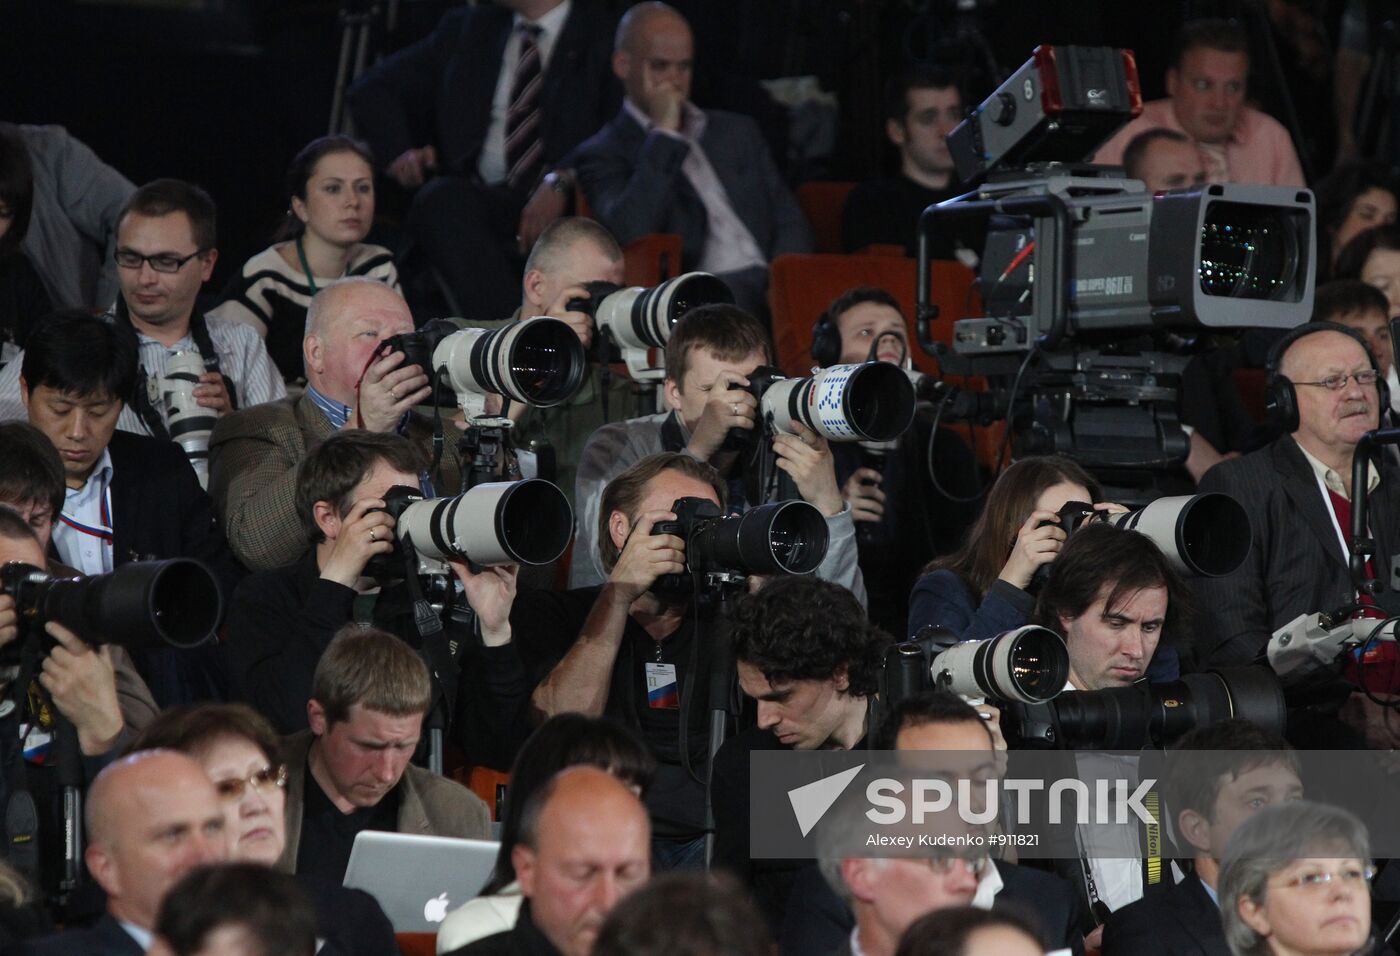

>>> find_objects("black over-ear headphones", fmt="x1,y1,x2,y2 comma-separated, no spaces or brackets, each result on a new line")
811,306,841,368
1265,321,1390,432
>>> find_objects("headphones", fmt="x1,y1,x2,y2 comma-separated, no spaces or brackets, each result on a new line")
1264,321,1389,432
811,306,841,368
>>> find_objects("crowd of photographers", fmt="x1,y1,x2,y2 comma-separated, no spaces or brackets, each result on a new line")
6,2,1400,956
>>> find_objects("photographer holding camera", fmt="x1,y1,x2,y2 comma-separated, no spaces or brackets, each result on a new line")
522,452,743,866
210,279,464,571
224,430,528,770
571,304,863,602
813,287,981,634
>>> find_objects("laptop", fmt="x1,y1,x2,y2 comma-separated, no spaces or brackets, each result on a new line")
343,831,501,933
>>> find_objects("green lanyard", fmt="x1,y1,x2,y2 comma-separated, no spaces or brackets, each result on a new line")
296,235,320,295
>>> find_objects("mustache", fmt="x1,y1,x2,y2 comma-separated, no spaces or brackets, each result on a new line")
1341,400,1372,417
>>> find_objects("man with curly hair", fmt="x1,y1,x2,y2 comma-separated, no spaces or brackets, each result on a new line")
709,575,888,931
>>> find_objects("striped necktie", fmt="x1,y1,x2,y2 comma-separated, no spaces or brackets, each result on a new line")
505,22,545,192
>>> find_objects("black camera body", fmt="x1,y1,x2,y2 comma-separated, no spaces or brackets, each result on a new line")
1041,500,1102,536
647,495,829,593
377,319,459,406
363,485,430,579
0,559,222,659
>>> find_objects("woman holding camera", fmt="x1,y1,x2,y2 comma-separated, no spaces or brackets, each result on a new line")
210,135,399,383
1221,801,1385,956
907,455,1115,642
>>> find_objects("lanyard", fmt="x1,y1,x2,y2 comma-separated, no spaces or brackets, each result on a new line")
296,236,320,296
1313,467,1357,568
58,482,113,542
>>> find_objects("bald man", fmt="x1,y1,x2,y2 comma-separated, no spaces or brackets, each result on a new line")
17,750,228,956
209,279,464,570
445,766,651,956
572,2,811,317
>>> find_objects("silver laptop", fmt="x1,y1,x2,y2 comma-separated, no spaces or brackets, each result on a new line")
343,831,501,933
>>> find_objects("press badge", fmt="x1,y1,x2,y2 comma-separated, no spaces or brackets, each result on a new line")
645,662,679,710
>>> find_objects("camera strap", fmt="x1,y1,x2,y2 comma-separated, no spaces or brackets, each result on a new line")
398,539,461,717
112,303,237,439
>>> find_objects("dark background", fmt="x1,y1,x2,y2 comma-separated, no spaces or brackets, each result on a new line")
0,0,1329,289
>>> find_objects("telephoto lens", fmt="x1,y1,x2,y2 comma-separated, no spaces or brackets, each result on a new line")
648,496,830,590
158,350,217,488
594,272,735,352
389,479,575,568
0,558,223,650
751,363,916,443
1105,493,1251,577
927,625,1070,704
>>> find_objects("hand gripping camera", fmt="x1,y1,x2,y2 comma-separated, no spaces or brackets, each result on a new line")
648,496,829,592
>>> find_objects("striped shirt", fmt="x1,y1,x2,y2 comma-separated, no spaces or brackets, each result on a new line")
0,312,287,435
208,242,400,381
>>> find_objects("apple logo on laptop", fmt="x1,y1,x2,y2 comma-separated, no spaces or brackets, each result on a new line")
424,892,451,924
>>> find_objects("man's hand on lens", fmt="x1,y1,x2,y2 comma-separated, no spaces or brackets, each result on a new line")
608,509,686,603
319,499,396,588
685,375,756,462
348,348,432,433
387,146,438,189
193,372,233,415
450,561,519,647
517,184,568,256
0,594,17,649
40,623,122,756
543,284,596,350
773,422,844,517
841,468,886,523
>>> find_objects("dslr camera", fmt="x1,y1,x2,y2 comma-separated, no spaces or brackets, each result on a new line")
648,496,829,592
1041,493,1251,577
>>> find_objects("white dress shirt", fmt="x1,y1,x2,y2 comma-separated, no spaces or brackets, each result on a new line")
54,448,114,575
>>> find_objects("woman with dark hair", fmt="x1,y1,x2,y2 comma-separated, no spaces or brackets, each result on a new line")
1316,162,1398,279
209,135,398,382
907,455,1117,641
1336,223,1400,320
0,124,52,355
435,713,656,953
131,703,398,956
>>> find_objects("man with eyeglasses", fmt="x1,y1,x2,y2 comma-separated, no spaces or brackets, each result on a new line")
1198,323,1400,739
0,179,285,438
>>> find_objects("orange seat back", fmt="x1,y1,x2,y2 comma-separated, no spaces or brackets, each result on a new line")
397,933,436,956
795,181,857,254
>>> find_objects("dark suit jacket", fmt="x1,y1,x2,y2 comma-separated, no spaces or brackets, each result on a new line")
1101,873,1226,956
107,429,242,593
1196,436,1400,667
574,107,813,268
446,902,563,956
347,2,619,179
778,859,1085,956
12,913,141,956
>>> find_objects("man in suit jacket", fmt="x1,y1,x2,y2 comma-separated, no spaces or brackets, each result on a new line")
210,280,462,571
573,2,812,316
1102,720,1304,956
16,751,229,956
348,0,619,320
17,313,242,705
277,628,491,884
1197,323,1400,743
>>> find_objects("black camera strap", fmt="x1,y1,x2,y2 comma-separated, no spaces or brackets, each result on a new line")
111,302,237,440
398,537,461,717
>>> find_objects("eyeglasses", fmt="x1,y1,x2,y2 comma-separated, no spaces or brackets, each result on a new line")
213,764,288,802
921,856,989,877
1294,370,1381,391
113,248,207,273
1274,865,1375,894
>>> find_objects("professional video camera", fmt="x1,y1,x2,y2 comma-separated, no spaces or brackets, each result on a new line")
744,364,918,444
917,45,1315,480
1004,666,1286,749
649,495,828,592
1043,492,1251,577
0,558,223,655
380,316,587,420
882,624,1070,707
567,272,735,381
366,480,574,577
152,350,216,489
